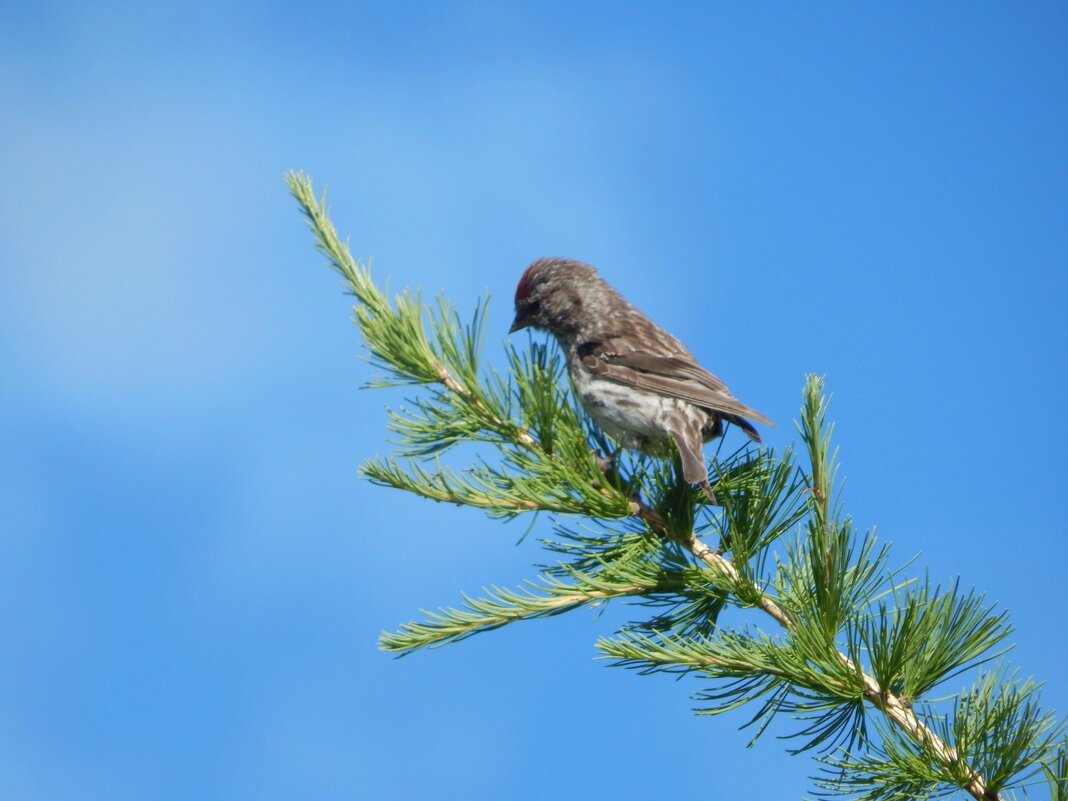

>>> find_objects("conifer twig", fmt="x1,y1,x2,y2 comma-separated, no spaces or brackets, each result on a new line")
289,170,1063,801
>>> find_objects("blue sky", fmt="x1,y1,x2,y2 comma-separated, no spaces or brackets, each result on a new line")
2,3,1067,799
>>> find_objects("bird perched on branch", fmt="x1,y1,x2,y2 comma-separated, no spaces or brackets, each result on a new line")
509,257,772,502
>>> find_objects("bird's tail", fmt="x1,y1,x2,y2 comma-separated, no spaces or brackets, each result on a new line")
726,414,762,443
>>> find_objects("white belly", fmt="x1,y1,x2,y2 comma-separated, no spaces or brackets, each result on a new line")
569,361,678,454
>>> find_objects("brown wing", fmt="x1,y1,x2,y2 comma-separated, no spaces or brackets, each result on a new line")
577,340,774,428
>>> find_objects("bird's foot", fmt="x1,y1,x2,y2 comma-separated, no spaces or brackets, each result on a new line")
594,446,623,475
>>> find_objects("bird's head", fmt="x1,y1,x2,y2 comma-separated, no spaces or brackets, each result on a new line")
510,257,597,337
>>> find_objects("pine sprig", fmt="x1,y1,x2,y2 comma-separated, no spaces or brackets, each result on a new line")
288,171,1066,801
381,567,674,655
860,580,1012,701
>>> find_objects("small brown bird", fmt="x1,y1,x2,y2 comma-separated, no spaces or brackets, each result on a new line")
509,257,772,501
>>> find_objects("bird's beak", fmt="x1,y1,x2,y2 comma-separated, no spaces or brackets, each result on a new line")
509,313,530,334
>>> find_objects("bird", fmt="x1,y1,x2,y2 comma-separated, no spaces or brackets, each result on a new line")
509,257,772,502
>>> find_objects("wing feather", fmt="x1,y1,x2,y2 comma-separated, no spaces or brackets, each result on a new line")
578,341,774,428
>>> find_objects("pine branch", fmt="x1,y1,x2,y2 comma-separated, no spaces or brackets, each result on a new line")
289,171,1066,801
